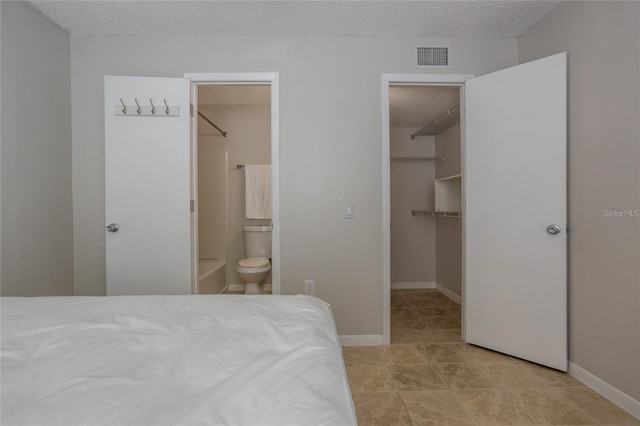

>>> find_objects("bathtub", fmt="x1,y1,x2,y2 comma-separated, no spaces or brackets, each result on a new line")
198,259,227,294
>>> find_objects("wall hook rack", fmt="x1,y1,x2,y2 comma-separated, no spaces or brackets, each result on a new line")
114,98,180,117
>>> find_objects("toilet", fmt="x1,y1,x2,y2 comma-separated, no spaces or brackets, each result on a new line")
236,225,272,295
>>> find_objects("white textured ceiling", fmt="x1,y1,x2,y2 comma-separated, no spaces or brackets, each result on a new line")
27,1,559,38
389,85,459,128
198,85,270,106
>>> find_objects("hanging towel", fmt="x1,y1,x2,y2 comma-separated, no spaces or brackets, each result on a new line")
245,164,272,219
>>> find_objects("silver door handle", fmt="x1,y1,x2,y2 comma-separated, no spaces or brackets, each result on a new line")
106,223,120,233
547,224,561,235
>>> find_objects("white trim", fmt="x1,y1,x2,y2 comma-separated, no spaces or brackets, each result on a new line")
339,335,384,347
435,283,461,304
459,84,467,342
381,76,391,345
189,81,199,295
185,72,279,83
269,75,281,295
381,73,474,346
185,72,281,295
391,281,436,289
569,362,640,420
384,74,475,85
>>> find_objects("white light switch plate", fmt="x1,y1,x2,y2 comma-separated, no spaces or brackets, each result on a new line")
344,203,355,219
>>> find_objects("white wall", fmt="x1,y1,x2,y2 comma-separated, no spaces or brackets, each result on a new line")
0,1,73,296
198,104,271,287
435,123,462,296
390,127,435,285
519,1,640,402
70,34,517,335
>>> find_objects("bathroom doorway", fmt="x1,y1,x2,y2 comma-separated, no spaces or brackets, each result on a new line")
188,73,280,295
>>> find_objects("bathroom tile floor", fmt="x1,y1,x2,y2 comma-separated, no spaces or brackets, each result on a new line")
344,289,640,426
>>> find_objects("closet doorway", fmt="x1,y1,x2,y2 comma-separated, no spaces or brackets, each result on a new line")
382,53,567,371
187,73,281,296
382,74,470,347
387,82,464,344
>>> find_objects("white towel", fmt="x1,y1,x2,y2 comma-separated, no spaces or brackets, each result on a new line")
245,164,272,219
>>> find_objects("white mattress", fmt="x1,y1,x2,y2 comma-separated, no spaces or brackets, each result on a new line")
1,295,357,426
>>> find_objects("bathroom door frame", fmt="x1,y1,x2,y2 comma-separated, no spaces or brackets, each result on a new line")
381,73,474,344
185,72,281,295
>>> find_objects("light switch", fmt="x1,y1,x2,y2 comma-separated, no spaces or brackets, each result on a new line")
344,203,355,219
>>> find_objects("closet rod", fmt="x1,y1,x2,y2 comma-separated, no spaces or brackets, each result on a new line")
411,210,461,217
391,156,446,163
198,111,228,137
410,102,460,140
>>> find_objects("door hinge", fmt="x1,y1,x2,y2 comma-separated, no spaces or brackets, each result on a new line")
190,200,194,212
190,103,194,117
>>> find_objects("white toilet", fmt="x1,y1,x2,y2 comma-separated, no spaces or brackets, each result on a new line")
237,225,272,295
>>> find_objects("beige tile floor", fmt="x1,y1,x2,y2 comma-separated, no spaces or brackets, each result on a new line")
344,289,640,426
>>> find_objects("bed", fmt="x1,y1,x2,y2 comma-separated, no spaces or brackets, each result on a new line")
1,295,357,426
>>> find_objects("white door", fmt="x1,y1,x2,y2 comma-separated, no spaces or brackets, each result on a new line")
464,53,567,371
105,76,192,295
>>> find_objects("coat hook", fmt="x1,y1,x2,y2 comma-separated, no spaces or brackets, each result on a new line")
150,99,156,115
134,98,141,114
163,99,170,115
120,98,127,114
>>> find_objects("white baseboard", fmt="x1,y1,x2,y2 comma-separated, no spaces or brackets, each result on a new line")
390,281,461,304
391,281,436,289
568,362,640,420
435,283,461,304
339,335,384,346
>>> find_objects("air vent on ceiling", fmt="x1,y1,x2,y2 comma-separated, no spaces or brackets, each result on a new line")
416,46,450,68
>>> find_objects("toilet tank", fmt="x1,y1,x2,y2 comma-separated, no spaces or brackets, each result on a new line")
243,226,272,258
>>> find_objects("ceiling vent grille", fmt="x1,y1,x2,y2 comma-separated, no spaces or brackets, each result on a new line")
416,46,450,68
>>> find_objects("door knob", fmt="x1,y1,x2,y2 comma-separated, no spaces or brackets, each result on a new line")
546,224,561,235
106,223,120,233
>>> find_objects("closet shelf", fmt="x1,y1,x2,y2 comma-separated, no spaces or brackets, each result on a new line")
391,156,446,163
435,175,461,213
411,210,461,217
411,103,460,139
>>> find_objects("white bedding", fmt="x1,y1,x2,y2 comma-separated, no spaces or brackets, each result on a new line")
1,295,357,426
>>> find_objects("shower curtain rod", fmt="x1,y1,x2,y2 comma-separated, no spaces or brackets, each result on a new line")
198,111,228,137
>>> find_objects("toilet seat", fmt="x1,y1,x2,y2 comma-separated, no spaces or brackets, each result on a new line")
236,257,271,275
238,257,270,268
